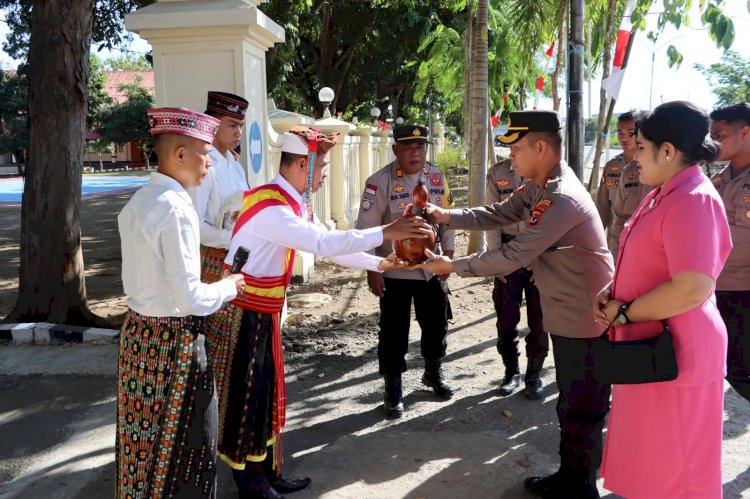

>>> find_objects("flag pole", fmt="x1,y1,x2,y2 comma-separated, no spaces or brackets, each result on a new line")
587,29,637,191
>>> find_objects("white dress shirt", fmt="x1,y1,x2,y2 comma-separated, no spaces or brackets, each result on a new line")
119,172,237,317
226,174,384,276
188,148,250,249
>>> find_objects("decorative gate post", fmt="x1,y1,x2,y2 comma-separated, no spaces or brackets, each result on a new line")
126,0,284,184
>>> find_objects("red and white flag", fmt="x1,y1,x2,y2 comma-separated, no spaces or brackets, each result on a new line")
491,93,509,128
533,40,556,110
601,0,636,101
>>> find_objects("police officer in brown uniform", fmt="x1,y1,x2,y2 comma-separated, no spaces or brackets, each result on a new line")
418,111,614,499
356,124,456,418
710,103,750,404
595,111,652,258
486,159,549,399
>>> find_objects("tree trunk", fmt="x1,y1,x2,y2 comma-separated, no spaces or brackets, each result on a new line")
142,147,151,169
461,2,473,146
6,0,108,327
467,0,489,254
17,150,25,176
588,0,619,191
567,0,585,180
551,0,567,112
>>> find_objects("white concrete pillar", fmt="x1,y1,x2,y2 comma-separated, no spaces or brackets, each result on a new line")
351,126,377,196
125,0,284,185
374,129,394,169
315,117,356,229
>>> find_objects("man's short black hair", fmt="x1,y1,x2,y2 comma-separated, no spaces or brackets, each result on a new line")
618,110,647,125
203,110,224,120
280,151,306,167
710,103,750,127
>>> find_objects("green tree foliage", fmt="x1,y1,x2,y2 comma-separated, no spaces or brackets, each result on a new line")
98,79,155,167
695,51,750,107
0,1,155,61
260,0,463,121
632,0,736,68
0,56,112,154
103,53,153,71
0,70,28,158
88,54,114,131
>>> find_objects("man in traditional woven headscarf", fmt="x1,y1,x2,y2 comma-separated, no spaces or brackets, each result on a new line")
218,127,432,498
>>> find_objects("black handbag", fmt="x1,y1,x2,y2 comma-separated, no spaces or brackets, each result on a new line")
594,321,679,384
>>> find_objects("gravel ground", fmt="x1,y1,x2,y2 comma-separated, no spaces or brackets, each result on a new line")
0,172,748,498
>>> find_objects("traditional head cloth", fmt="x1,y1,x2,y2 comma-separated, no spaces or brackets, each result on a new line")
283,126,340,221
206,91,249,121
147,108,220,144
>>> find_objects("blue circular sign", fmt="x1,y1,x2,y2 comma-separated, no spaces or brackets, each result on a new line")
249,121,263,173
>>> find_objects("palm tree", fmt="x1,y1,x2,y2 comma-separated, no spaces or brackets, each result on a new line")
467,0,489,253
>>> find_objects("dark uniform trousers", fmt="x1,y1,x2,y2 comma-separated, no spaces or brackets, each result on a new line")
551,335,611,485
378,276,449,375
492,267,549,370
717,290,750,403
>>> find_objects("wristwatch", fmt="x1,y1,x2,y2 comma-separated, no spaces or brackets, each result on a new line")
614,302,632,325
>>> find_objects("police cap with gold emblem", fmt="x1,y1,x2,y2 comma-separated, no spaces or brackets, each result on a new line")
393,124,429,144
497,110,561,145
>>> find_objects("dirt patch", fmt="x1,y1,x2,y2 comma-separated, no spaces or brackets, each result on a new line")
1,173,748,498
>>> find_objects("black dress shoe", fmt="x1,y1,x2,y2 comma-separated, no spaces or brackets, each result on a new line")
272,475,311,493
524,378,544,400
524,472,565,496
498,373,521,396
422,360,454,399
384,375,404,418
239,485,285,499
524,473,600,499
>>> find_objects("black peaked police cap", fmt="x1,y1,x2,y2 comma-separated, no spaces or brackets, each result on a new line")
393,124,429,144
497,110,562,145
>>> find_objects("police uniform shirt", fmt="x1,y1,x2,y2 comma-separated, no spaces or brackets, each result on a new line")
226,174,385,276
189,147,250,249
594,154,629,233
449,162,615,338
118,172,238,317
608,160,654,257
711,164,750,291
485,159,525,249
356,161,455,280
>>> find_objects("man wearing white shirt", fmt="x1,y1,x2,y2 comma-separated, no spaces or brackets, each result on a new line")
116,108,245,498
190,91,251,257
217,127,431,498
190,92,253,437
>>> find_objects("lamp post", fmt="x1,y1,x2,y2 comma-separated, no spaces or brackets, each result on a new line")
318,87,335,119
370,106,381,123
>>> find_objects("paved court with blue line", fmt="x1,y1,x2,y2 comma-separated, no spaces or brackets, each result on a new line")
0,176,149,207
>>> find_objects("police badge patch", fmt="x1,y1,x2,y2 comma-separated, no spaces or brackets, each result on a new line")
362,198,373,211
528,199,554,227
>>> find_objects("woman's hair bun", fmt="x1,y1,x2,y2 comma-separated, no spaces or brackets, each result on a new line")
692,140,720,162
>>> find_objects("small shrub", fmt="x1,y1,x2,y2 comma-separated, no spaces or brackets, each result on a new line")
434,146,468,177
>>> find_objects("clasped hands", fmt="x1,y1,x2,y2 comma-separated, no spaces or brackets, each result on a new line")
593,285,626,326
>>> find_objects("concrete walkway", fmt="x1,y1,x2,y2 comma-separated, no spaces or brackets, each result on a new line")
1,338,749,499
